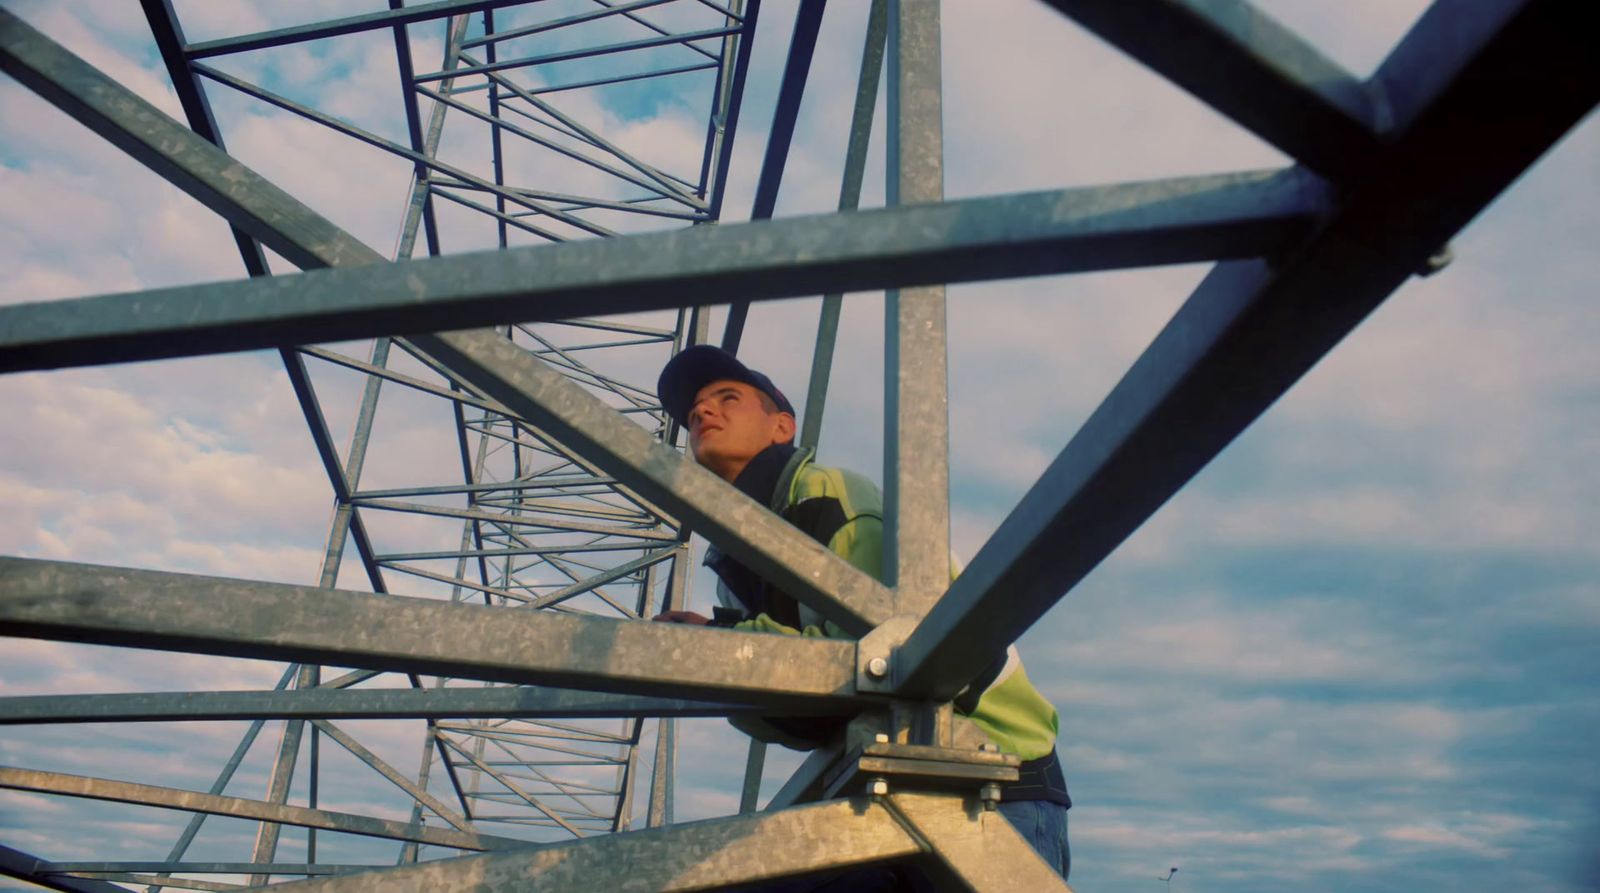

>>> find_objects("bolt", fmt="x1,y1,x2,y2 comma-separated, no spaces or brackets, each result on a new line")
1418,244,1454,277
868,777,889,797
979,743,1000,753
979,782,1002,811
874,733,890,745
866,656,889,679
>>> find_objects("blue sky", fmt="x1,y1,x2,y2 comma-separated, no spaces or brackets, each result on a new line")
1,1,1597,891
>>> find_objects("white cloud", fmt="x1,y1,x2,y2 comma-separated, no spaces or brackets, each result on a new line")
0,364,329,569
1379,812,1543,859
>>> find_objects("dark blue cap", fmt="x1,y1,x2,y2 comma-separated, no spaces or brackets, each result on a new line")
658,345,795,427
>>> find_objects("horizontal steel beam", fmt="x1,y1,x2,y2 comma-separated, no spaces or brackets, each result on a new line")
893,0,1600,698
45,863,360,876
0,844,128,893
354,476,620,499
182,0,531,58
414,26,741,83
0,168,1327,372
413,329,897,634
0,557,865,710
0,687,762,724
54,873,235,893
354,497,675,540
1040,0,1381,180
462,0,680,50
266,796,925,892
0,767,526,851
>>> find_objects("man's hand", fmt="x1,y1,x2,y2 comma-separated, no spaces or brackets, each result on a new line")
652,610,711,625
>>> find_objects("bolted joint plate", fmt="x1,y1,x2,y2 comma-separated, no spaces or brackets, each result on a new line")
821,738,1020,801
856,614,920,693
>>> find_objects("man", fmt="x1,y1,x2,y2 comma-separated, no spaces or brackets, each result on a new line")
654,344,1070,882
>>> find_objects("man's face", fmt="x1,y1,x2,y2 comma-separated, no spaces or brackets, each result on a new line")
687,379,794,481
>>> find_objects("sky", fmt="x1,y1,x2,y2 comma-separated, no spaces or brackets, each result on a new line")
1,1,1598,891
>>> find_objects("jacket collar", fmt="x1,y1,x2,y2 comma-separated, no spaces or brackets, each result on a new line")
729,442,812,511
704,443,816,574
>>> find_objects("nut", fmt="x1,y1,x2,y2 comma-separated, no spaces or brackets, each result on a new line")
979,743,1000,753
866,656,889,679
979,782,1002,811
1418,244,1454,277
867,777,889,797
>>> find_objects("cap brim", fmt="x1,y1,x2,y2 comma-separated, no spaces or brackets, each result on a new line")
657,345,761,427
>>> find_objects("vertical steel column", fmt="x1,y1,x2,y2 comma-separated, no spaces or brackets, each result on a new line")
882,0,950,614
646,544,691,828
720,0,827,353
739,0,893,812
799,0,888,451
615,553,668,831
646,716,677,828
701,0,761,223
246,714,306,884
388,0,443,258
395,693,441,865
696,0,748,199
482,9,510,248
737,738,768,813
138,664,294,893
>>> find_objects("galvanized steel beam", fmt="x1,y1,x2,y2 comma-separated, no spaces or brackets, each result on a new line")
418,26,740,83
882,0,951,615
43,863,358,877
799,0,888,451
182,0,531,59
462,0,683,50
0,767,527,852
262,796,924,892
887,793,1072,891
1040,0,1381,180
0,170,1325,372
0,687,744,724
0,844,129,893
720,0,828,353
0,557,866,710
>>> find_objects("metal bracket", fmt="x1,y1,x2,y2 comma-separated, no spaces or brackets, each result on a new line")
821,737,1019,801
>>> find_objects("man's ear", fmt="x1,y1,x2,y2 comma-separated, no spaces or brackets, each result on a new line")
773,411,797,444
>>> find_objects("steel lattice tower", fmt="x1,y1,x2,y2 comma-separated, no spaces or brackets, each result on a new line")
1,0,1596,891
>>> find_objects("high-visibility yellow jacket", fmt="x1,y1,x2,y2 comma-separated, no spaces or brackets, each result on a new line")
705,444,1070,805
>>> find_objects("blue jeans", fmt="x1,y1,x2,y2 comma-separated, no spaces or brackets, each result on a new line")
997,799,1072,881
